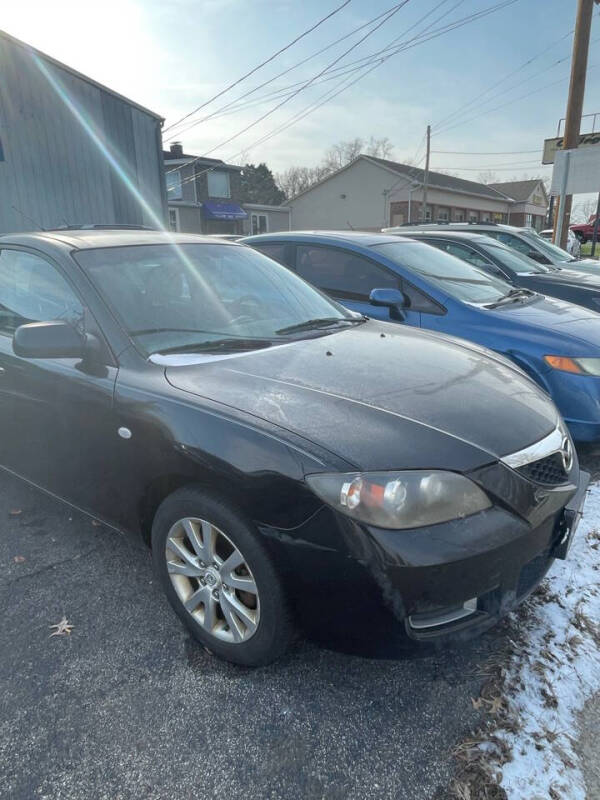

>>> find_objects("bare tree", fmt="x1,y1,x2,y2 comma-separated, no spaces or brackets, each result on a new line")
365,136,394,160
322,138,365,171
275,165,330,199
276,135,396,199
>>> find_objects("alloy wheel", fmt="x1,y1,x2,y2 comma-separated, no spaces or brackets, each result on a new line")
165,516,260,643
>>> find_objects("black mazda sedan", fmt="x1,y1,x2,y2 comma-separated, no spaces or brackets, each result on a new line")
0,230,588,665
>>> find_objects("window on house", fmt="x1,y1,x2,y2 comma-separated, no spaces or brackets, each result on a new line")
469,212,479,222
251,214,268,235
168,209,178,232
207,171,231,198
437,208,449,222
453,211,465,222
525,213,533,227
0,250,83,336
295,245,399,299
166,170,183,200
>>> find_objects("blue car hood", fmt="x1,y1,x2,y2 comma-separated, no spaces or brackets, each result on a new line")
486,296,600,349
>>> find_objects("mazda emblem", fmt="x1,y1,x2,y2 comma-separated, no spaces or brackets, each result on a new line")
560,436,573,473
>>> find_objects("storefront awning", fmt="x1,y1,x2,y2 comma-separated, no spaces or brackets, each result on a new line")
202,201,247,220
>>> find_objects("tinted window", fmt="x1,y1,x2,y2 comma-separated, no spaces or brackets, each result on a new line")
75,244,352,356
486,231,536,256
478,242,548,274
252,242,291,267
0,249,83,335
296,245,398,298
434,241,493,268
372,241,510,304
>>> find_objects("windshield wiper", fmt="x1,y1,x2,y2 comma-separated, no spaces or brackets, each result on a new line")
276,317,364,335
154,338,275,356
485,288,536,309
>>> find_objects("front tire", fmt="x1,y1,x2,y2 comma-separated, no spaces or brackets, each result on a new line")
151,487,293,666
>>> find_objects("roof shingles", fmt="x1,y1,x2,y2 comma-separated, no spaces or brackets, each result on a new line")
365,155,511,200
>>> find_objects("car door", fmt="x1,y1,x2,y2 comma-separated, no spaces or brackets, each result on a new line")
294,243,422,325
0,247,119,518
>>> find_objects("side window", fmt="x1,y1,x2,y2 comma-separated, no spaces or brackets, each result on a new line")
0,250,83,336
295,245,398,299
252,242,292,267
442,242,493,269
401,280,445,316
488,231,532,256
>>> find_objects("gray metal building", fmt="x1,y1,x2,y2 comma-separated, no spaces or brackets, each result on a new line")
0,30,167,233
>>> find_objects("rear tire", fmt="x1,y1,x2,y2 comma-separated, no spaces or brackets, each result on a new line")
151,486,293,666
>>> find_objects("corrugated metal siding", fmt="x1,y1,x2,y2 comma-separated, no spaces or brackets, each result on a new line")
0,34,166,233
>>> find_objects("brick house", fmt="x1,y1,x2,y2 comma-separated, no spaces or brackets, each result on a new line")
488,179,549,231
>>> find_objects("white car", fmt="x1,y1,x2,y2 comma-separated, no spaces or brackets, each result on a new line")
539,228,581,258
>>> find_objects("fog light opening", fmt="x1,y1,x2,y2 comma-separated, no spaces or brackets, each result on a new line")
408,597,478,631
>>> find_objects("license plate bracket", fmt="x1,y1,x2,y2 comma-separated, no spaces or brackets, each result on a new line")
552,470,590,560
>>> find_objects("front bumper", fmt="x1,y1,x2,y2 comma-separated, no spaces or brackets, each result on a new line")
257,465,589,652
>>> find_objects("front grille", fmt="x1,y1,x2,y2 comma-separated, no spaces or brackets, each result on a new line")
517,452,568,486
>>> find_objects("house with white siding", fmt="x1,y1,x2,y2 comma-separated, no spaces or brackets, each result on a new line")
286,155,539,232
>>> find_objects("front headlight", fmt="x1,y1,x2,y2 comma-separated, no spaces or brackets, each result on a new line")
544,355,600,376
305,470,491,530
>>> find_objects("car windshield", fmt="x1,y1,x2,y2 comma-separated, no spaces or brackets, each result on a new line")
477,241,550,274
74,243,356,356
523,231,575,263
372,241,511,304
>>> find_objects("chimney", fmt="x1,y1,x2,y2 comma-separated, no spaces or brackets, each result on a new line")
170,142,183,158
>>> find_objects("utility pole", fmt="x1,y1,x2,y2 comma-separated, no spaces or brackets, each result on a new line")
556,0,596,249
420,125,431,224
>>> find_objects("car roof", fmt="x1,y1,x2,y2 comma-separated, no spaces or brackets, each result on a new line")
243,230,415,246
0,229,241,250
382,222,528,234
390,230,494,244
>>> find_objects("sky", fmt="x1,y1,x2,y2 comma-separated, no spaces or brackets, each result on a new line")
2,0,599,205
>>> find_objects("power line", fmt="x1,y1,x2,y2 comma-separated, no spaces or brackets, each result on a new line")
166,0,475,142
436,62,598,138
220,0,518,163
166,0,413,175
162,0,352,135
432,11,600,136
165,1,411,142
171,0,519,192
431,149,541,154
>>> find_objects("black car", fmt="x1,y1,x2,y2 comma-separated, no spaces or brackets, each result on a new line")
0,230,588,665
391,230,600,312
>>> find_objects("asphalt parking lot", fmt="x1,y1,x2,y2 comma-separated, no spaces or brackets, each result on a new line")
0,469,515,800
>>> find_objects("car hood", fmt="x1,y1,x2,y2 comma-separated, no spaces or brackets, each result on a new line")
485,295,600,348
534,269,600,289
164,321,559,472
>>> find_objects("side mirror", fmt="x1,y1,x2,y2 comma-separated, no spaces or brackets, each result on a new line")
13,320,86,359
369,288,407,309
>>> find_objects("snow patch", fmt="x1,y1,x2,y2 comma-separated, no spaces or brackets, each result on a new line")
498,482,600,799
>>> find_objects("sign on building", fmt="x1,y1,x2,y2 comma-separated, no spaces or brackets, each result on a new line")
543,131,600,164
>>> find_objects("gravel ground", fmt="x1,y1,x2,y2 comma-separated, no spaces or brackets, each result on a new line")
0,469,498,800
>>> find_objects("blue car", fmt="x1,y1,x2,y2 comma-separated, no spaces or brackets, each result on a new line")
243,231,600,443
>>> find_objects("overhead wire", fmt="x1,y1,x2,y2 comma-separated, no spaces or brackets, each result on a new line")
162,0,352,135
